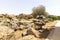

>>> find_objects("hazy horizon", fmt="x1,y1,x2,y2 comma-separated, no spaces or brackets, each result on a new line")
0,0,60,15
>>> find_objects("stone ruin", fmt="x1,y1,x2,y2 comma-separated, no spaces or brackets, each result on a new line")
0,14,56,40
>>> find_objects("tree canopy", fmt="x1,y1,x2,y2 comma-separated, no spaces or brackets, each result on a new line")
31,5,48,18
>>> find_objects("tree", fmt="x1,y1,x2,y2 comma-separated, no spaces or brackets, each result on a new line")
31,5,48,18
48,15,58,20
57,16,60,20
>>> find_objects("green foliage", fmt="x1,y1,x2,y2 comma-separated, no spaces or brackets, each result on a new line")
48,15,60,20
57,16,60,20
31,5,48,18
48,15,58,20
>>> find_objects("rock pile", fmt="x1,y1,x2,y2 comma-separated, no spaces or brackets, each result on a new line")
0,14,56,40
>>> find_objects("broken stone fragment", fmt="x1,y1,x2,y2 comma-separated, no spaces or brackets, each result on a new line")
19,19,35,29
36,15,46,19
22,30,28,36
19,25,26,30
0,26,14,40
14,30,23,40
19,35,37,40
34,21,45,30
27,27,40,38
39,30,44,33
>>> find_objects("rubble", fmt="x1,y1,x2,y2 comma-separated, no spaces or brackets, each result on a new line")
0,14,56,40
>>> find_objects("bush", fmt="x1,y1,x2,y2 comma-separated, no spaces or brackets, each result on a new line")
31,5,48,18
48,15,58,20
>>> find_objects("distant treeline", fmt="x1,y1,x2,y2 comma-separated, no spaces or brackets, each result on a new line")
48,15,60,20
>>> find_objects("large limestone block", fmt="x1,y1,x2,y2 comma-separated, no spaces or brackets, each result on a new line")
0,26,14,40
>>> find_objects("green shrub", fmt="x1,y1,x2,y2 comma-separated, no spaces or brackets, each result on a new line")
31,5,48,18
48,15,58,20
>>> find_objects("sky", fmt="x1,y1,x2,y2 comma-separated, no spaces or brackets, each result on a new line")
0,0,60,15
